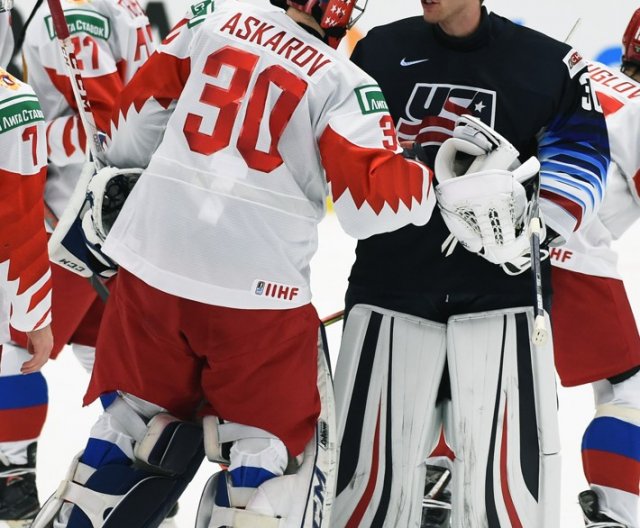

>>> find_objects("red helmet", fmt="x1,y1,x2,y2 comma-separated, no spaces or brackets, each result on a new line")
271,0,367,48
622,8,640,67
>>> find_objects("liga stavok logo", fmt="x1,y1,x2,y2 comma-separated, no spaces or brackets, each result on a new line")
396,83,496,146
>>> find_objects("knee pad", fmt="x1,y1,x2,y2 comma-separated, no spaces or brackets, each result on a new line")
197,340,336,528
203,416,288,489
31,399,204,527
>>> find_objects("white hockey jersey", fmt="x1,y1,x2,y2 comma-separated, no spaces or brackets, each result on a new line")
551,62,640,277
0,70,52,343
0,11,12,69
104,0,434,310
22,0,154,220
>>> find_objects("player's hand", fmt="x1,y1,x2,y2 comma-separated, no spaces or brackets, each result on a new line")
22,325,54,374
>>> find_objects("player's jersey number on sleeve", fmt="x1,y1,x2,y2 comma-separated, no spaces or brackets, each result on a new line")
184,46,308,173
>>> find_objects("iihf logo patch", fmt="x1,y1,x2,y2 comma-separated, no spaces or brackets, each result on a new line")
252,280,300,301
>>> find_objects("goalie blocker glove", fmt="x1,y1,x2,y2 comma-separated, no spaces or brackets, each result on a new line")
48,163,142,279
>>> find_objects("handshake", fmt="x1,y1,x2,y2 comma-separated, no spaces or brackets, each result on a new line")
431,115,549,275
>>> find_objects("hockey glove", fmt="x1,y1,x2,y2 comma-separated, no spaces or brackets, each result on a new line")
86,166,142,241
434,114,546,268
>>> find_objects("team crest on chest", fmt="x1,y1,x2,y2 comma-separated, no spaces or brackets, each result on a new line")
396,83,497,146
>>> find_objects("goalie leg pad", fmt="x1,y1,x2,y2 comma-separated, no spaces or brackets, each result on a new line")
197,329,336,527
31,395,204,528
447,307,561,527
332,304,447,527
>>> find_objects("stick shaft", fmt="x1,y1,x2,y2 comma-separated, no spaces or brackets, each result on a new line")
46,0,106,168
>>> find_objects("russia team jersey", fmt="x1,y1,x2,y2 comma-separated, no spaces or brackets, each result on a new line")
0,71,51,342
552,62,640,278
22,0,154,220
0,12,12,69
104,0,434,310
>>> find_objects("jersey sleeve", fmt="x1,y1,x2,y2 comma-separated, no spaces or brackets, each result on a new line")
316,75,435,240
23,0,156,169
0,80,52,333
538,51,610,243
106,9,207,168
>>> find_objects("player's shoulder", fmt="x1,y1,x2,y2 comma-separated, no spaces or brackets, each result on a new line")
0,70,37,99
490,11,586,79
0,72,43,135
587,60,640,108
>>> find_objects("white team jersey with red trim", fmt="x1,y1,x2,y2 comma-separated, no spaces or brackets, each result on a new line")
22,0,154,219
104,0,434,310
0,12,13,69
551,62,640,277
0,72,52,342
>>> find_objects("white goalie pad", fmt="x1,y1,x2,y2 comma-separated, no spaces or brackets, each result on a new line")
447,307,561,528
332,305,447,527
196,328,337,528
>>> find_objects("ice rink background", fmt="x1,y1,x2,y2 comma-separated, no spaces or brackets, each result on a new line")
37,213,640,527
11,0,638,525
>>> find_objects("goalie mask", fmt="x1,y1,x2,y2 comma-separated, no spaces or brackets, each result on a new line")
270,0,367,48
622,8,640,68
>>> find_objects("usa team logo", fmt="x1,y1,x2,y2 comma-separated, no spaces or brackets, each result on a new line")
396,83,496,146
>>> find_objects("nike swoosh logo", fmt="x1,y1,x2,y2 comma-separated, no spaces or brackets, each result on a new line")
400,58,429,66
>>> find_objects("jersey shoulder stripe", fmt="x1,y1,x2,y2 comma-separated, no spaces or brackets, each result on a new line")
0,93,44,135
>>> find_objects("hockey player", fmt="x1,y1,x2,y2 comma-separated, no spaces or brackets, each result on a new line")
30,0,437,526
0,1,54,523
0,0,154,524
550,9,640,528
0,4,11,67
331,0,611,527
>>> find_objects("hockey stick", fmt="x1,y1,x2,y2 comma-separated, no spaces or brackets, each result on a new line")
45,0,106,169
45,0,112,301
521,18,582,347
528,197,547,346
44,202,110,303
321,310,344,327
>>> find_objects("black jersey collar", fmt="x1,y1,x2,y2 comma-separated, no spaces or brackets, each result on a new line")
432,6,491,51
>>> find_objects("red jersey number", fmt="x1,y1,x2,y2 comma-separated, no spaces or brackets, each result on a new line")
184,46,308,173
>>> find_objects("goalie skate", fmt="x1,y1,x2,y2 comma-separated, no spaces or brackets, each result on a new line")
579,490,629,527
421,465,452,528
0,443,39,528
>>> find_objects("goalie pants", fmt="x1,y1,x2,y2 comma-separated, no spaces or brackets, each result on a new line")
85,267,321,457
